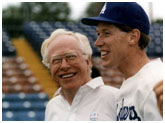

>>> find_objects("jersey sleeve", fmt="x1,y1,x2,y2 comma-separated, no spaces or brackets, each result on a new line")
143,90,162,121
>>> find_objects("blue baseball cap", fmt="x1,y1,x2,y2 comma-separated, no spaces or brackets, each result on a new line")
81,2,150,34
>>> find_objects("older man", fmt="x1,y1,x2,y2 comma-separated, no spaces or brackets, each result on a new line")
81,2,163,121
41,29,118,121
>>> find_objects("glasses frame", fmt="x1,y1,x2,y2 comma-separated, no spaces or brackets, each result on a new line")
49,52,87,68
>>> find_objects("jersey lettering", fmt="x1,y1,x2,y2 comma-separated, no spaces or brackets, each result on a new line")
117,98,141,121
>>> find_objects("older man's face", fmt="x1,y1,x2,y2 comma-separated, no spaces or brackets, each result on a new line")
47,34,91,92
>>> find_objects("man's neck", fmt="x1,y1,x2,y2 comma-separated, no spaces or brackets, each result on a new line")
62,89,78,105
118,50,150,80
62,77,92,105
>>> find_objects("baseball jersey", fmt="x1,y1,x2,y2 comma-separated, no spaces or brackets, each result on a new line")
45,77,118,121
117,58,163,121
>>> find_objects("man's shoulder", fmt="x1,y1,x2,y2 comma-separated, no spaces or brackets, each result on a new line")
96,85,118,105
90,77,119,93
100,85,119,93
46,94,62,106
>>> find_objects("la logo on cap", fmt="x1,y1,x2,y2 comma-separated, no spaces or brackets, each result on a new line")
100,3,107,14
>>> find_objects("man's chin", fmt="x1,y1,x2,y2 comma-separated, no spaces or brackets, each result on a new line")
102,61,111,68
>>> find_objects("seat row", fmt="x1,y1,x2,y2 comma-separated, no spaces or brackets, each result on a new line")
3,84,43,93
3,100,48,111
2,110,45,121
3,92,49,101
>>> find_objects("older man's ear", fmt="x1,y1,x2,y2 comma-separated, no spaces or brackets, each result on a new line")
87,56,93,68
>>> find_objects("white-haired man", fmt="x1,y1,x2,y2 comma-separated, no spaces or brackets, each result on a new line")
41,29,118,121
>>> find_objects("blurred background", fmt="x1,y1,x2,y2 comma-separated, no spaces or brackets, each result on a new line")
2,2,163,121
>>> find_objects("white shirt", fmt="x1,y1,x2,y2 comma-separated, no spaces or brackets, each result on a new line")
117,58,163,121
45,77,118,121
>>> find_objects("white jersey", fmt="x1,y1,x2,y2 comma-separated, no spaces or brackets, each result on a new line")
45,77,118,121
117,58,163,121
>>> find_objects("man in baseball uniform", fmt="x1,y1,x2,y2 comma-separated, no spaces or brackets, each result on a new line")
81,2,163,121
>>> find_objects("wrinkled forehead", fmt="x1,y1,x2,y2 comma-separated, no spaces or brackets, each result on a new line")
47,34,82,56
50,34,78,44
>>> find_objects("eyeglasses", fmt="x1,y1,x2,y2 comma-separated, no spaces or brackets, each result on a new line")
50,52,81,67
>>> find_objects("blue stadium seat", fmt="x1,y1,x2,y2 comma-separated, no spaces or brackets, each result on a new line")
2,111,15,121
2,110,45,121
3,93,49,101
16,111,45,121
2,100,47,111
2,28,17,57
147,24,163,57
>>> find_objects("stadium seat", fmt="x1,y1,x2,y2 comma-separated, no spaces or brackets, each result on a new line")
2,28,17,57
2,111,15,121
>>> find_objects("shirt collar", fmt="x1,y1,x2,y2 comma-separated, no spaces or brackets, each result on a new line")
54,87,62,97
54,76,104,97
85,76,104,89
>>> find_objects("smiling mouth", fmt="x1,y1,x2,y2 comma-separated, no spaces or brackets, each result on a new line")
101,51,109,57
59,72,77,79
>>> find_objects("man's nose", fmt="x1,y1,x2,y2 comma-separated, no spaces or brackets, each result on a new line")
60,58,70,70
94,36,104,47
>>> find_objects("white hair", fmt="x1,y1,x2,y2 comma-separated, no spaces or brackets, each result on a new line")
41,28,93,69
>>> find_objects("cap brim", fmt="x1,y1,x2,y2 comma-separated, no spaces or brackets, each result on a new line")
81,16,122,26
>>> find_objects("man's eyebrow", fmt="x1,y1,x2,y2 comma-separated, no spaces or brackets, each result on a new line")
96,28,109,33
